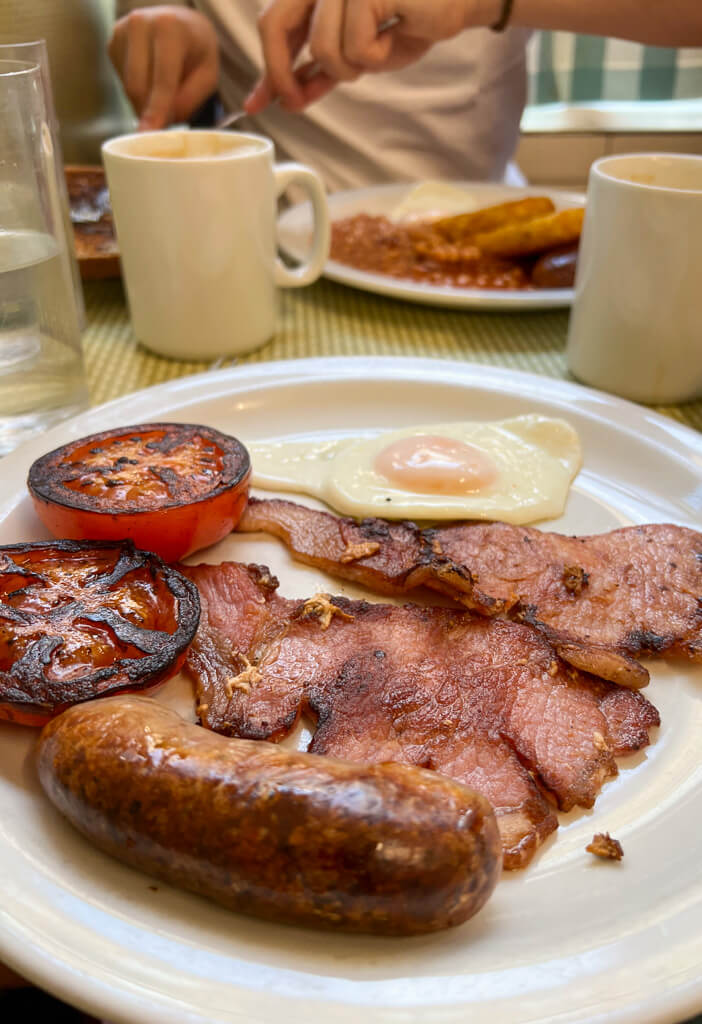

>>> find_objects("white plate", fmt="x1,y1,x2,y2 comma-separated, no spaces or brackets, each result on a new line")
1,357,701,1024
277,183,584,310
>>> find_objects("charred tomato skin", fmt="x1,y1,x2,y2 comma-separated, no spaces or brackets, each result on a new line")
0,539,200,726
27,423,251,562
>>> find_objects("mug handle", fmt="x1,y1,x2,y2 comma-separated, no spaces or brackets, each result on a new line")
273,163,330,288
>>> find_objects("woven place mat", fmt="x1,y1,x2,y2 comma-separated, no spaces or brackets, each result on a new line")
83,278,702,432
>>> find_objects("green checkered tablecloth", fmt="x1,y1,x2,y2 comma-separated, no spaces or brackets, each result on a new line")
82,278,702,433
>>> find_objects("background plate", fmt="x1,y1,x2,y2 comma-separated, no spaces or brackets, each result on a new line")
278,184,584,310
65,165,120,281
0,357,701,1024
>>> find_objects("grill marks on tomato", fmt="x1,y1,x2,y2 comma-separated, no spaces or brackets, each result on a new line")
27,424,251,562
53,429,227,511
0,541,199,722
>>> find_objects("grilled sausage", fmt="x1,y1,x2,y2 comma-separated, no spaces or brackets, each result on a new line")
37,696,502,935
531,243,579,289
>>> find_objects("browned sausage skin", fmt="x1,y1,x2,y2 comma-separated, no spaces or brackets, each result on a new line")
37,696,502,936
531,244,579,289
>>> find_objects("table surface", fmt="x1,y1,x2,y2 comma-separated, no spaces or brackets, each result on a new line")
82,278,702,431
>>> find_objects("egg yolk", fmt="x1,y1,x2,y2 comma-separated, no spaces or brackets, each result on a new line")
374,435,499,495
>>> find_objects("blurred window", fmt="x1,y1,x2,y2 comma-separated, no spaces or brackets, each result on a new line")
527,33,702,105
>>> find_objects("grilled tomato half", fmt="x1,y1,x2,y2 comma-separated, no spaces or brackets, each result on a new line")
0,540,200,726
28,423,251,562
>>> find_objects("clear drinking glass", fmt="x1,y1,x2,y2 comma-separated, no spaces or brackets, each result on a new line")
0,58,89,455
0,39,85,327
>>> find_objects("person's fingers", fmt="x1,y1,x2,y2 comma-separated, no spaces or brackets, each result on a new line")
139,18,187,130
257,0,314,110
342,2,395,68
122,12,152,114
308,0,361,82
380,34,431,71
297,67,337,104
173,60,220,123
243,74,276,114
251,0,448,115
244,29,299,115
343,0,474,68
245,61,335,113
109,8,219,128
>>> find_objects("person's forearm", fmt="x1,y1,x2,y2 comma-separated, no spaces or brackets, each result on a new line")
509,0,702,47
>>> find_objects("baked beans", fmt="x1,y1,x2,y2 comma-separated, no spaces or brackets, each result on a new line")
330,214,531,290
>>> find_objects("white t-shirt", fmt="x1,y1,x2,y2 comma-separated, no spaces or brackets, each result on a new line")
118,0,529,190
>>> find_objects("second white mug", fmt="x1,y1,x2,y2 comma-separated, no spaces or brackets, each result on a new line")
102,130,330,360
566,152,702,405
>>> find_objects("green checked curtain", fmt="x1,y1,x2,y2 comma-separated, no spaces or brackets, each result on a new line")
528,33,702,103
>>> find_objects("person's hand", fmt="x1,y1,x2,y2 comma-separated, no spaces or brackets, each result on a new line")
245,0,500,114
109,6,219,131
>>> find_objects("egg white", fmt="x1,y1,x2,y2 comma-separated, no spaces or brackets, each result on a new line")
388,182,480,224
246,415,582,524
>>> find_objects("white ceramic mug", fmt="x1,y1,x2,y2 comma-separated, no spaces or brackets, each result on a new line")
566,152,702,404
102,130,330,360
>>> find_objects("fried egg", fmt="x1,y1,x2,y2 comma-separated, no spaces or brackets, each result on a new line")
388,182,480,224
247,414,582,523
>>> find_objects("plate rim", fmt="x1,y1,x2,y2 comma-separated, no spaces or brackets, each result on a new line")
0,356,698,473
0,355,701,1024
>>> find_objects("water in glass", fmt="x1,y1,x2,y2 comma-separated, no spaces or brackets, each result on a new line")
0,58,88,455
